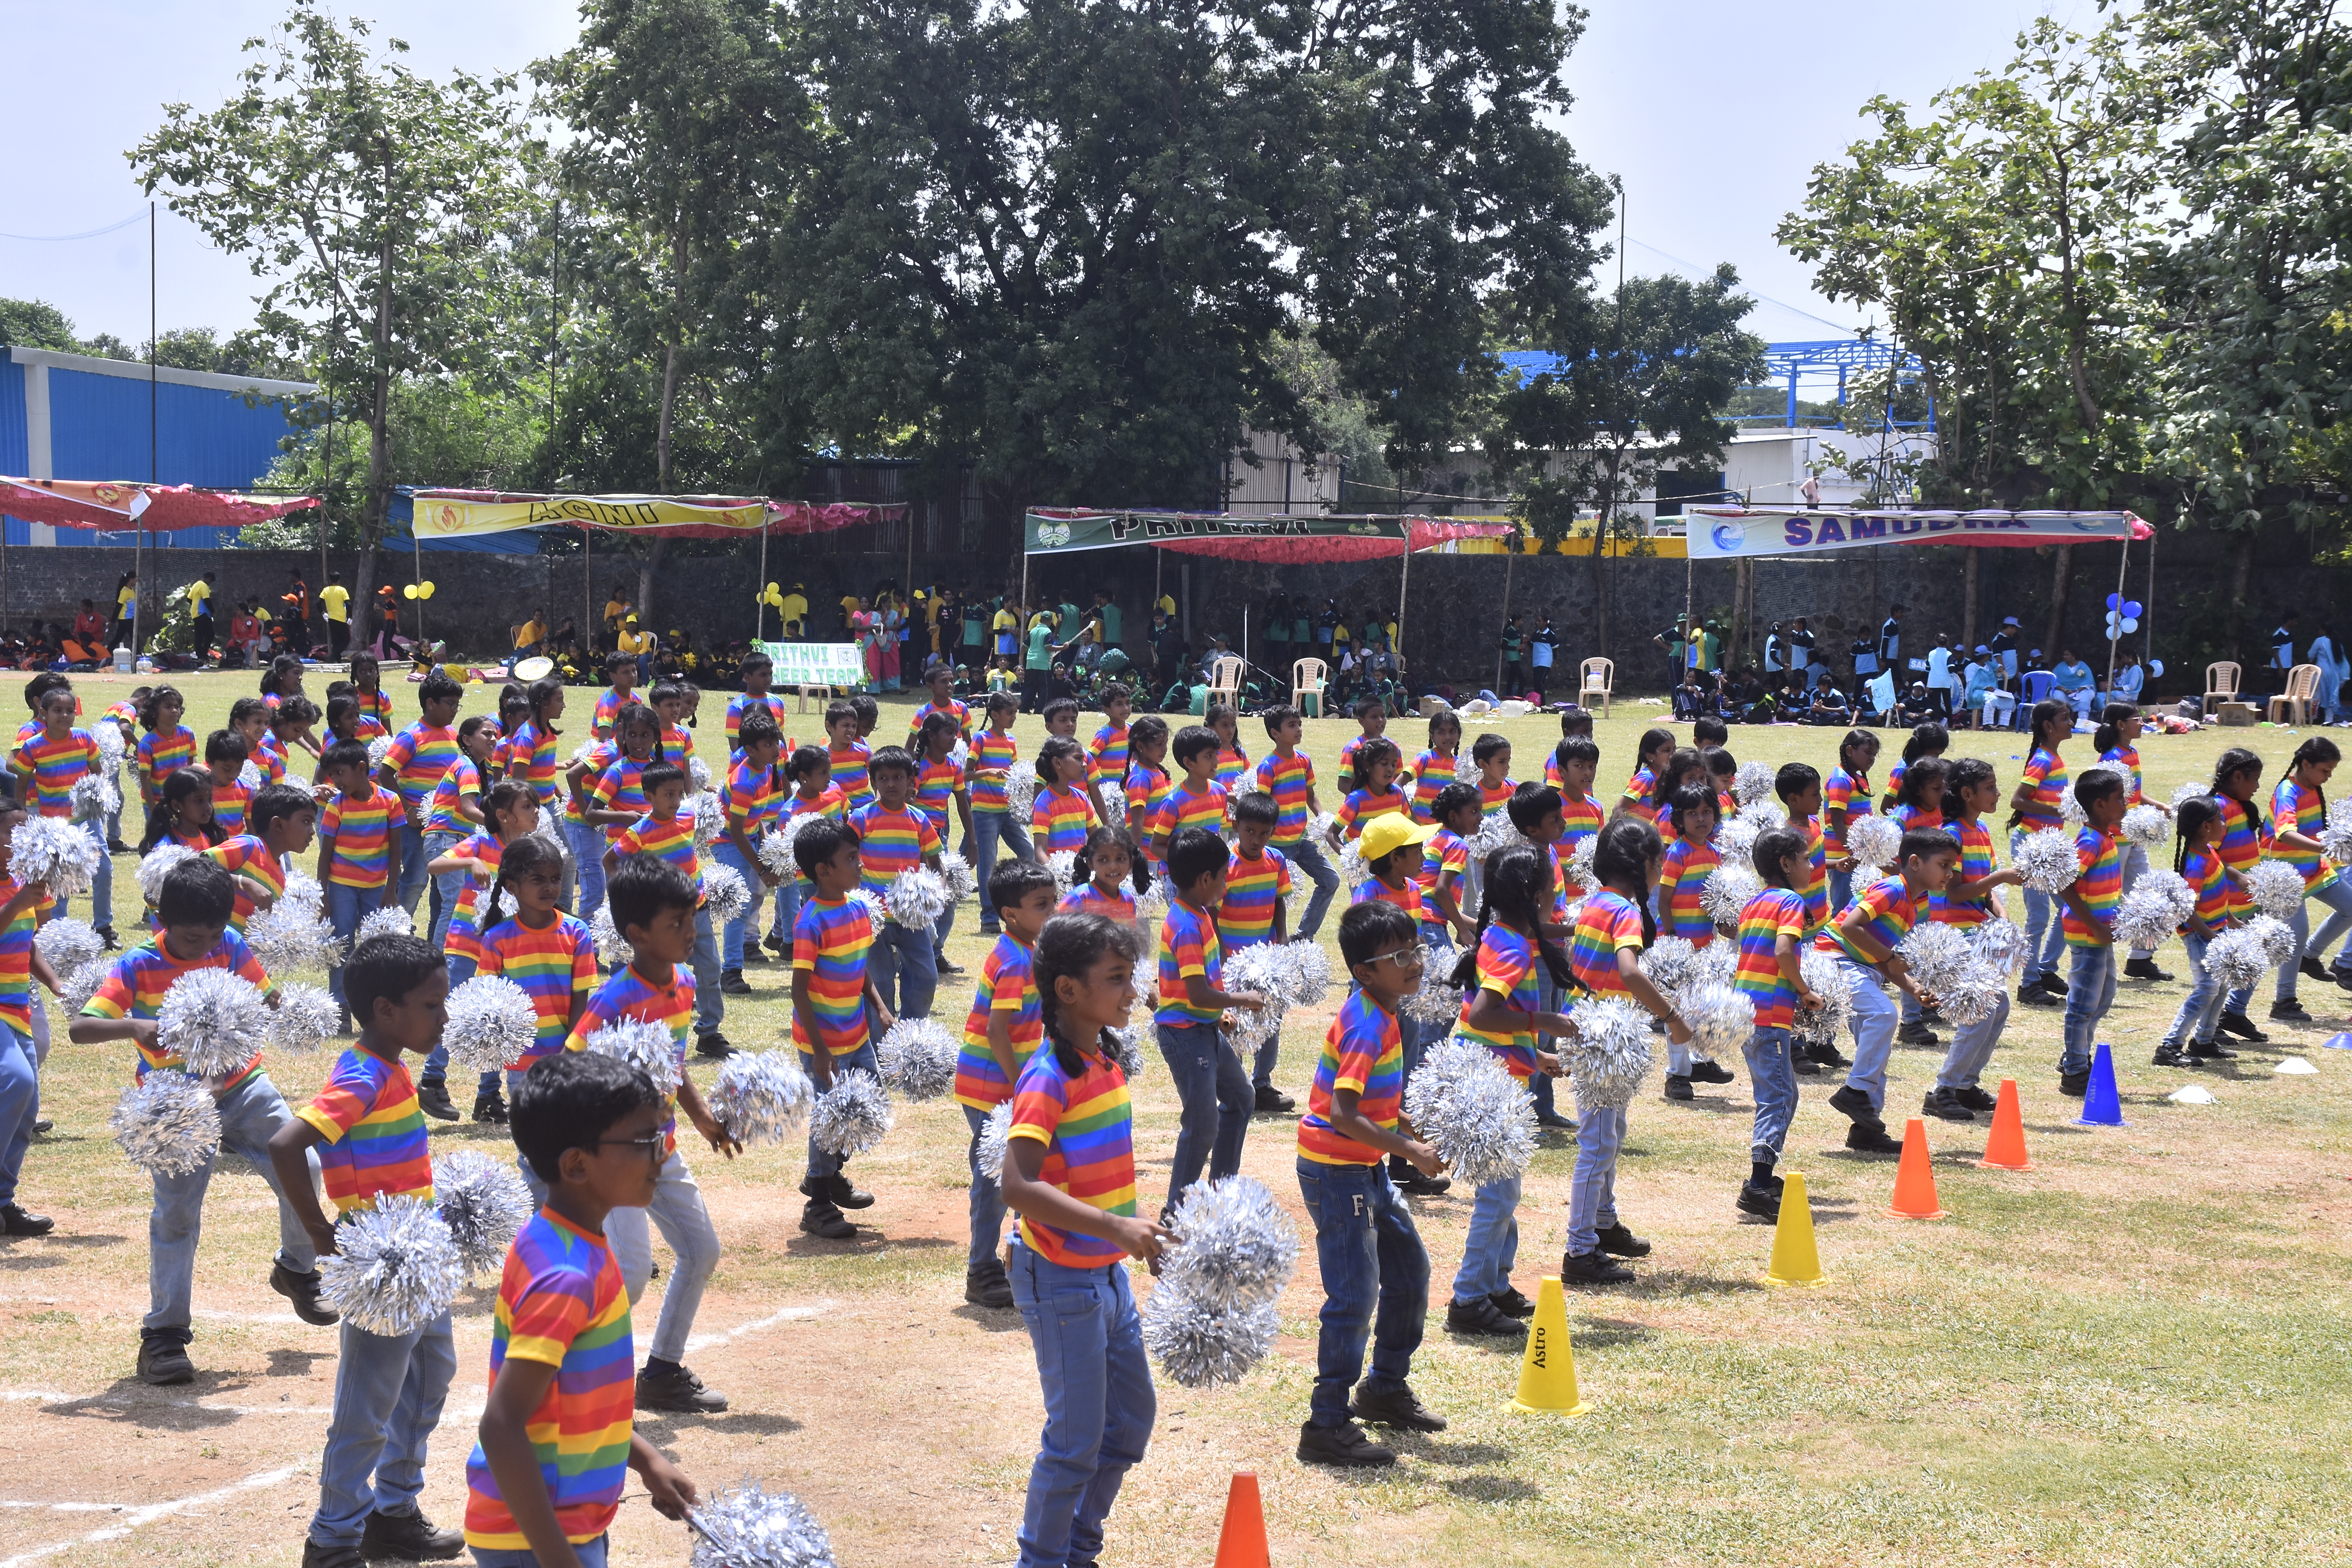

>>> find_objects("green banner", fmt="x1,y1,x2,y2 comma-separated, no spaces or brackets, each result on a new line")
759,641,866,686
1024,510,1410,552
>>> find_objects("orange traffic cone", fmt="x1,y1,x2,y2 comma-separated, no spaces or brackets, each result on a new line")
1887,1116,1947,1220
1977,1076,2033,1171
1212,1472,1271,1568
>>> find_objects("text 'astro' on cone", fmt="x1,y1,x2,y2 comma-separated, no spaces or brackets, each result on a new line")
1888,1116,1948,1220
1509,1276,1591,1416
1211,1472,1271,1568
1978,1076,2033,1169
1764,1171,1826,1285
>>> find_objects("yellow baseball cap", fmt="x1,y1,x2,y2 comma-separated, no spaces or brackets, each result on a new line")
1359,814,1439,863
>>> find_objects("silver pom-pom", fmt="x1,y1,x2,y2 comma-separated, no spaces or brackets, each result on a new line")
701,862,752,928
2247,859,2308,921
569,739,606,769
1639,936,1705,997
1282,942,1332,1007
809,1068,893,1157
689,795,724,851
1046,850,1078,897
1401,943,1463,1026
688,1480,839,1568
366,735,393,770
1793,950,1855,1045
759,818,807,882
1404,1036,1536,1185
1898,921,1978,994
318,1191,465,1337
33,916,103,977
433,1149,535,1277
584,1017,681,1096
2171,780,2212,813
884,867,950,928
709,1051,815,1146
1676,978,1757,1058
1220,943,1289,1051
1564,831,1599,896
238,760,264,791
2325,798,2352,867
688,755,712,793
1134,876,1167,926
1161,1174,1298,1312
1107,1025,1147,1081
1713,810,1766,877
1843,811,1902,869
1563,995,1654,1111
358,906,414,944
1734,760,1778,808
9,817,101,897
69,772,120,825
156,969,270,1079
2205,927,2270,989
1470,811,1527,862
1701,862,1764,929
2246,912,2301,967
588,904,635,967
1934,964,2008,1026
281,870,325,911
938,849,978,904
1005,760,1039,820
110,1072,221,1177
266,982,339,1053
975,1099,1015,1181
443,975,540,1076
93,722,126,770
59,955,113,1017
2121,804,2169,848
1335,837,1368,893
2014,828,2083,894
1968,918,2030,976
876,1017,958,1101
246,903,344,977
2112,878,2189,953
1143,1286,1279,1389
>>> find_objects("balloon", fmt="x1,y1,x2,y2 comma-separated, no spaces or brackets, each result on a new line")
2106,593,2122,610
766,582,779,595
419,582,436,600
2123,601,2142,619
403,584,419,600
2150,659,2165,677
2120,617,2138,633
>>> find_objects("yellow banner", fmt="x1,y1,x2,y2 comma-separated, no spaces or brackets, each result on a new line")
412,494,768,539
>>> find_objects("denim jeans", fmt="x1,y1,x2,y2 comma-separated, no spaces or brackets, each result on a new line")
867,917,937,1021
394,818,429,915
972,811,1036,933
1285,836,1342,940
1936,989,2010,1089
1564,1104,1626,1256
1155,1020,1250,1217
2280,877,2352,1000
1449,1169,1522,1302
2013,830,2068,984
419,953,498,1096
801,1040,879,1183
2118,842,2156,961
2163,931,2228,1049
1743,1026,1798,1161
2060,942,2117,1075
1296,1158,1427,1427
1007,1238,1154,1568
1229,935,1282,1092
62,820,111,931
711,841,764,971
691,906,722,1035
964,1103,1011,1272
470,1538,608,1568
564,820,607,922
147,1071,318,1330
422,828,466,949
1838,958,1899,1114
323,880,372,1021
606,1149,722,1364
1827,864,1854,920
309,1309,456,1549
0,1025,37,1206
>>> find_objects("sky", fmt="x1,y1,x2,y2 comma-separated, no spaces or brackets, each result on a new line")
2,0,2081,373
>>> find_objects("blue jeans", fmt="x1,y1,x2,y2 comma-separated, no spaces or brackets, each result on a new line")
394,818,429,915
1828,864,1854,918
1296,1158,1426,1426
973,812,1036,933
2163,931,2228,1049
1007,1238,1154,1568
606,1149,722,1363
323,880,370,1021
471,1538,606,1568
1230,935,1283,1091
2118,842,2156,961
1449,1169,1522,1302
564,819,607,922
867,917,937,1021
422,828,466,949
1937,990,2010,1089
2281,877,2352,1000
1155,1020,1250,1217
1285,836,1342,940
1564,1105,1626,1256
2013,830,2068,983
421,954,499,1095
147,1071,318,1330
1743,1026,1798,1162
1838,958,1899,1113
62,820,111,931
711,841,766,971
0,1025,37,1206
2060,942,2117,1075
310,1309,456,1549
801,1040,879,1183
691,906,722,1035
964,1103,1011,1272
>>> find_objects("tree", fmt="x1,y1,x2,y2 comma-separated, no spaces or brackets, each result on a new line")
0,299,80,352
132,1,527,648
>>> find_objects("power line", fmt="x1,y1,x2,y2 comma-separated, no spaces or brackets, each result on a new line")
0,211,150,243
1624,236,1859,334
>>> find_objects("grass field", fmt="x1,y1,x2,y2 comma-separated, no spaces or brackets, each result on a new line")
4,669,2348,1568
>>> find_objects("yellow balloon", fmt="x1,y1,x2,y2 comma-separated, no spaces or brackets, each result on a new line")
419,581,436,599
766,581,780,595
403,584,419,600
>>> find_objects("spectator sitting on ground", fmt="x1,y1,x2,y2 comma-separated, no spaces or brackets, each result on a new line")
1894,681,1938,726
1809,681,1854,726
1671,665,1714,721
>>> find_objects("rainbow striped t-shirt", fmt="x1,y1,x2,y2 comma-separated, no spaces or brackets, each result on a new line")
2062,829,2122,946
384,722,460,814
82,931,277,1086
1817,875,1919,963
1252,751,1315,846
955,932,1040,1111
9,729,99,818
324,787,396,889
1457,922,1541,1078
1007,1040,1135,1269
204,833,287,932
296,1047,433,1215
848,802,942,910
1659,836,1720,944
2271,777,2337,892
790,894,875,1057
1155,898,1223,1025
1220,846,1290,947
563,964,693,1149
1297,990,1405,1167
1031,782,1096,855
423,755,483,838
1569,891,1644,998
966,729,1018,815
476,913,598,1063
1733,887,1808,1030
0,878,48,1036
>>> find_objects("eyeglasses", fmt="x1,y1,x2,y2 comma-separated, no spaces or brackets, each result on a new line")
592,1133,667,1163
1366,948,1424,971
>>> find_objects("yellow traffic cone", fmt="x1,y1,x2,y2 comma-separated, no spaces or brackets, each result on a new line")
1764,1171,1826,1286
1509,1275,1592,1415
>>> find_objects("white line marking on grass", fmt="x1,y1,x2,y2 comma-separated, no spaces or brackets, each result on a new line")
684,1299,835,1352
0,1464,302,1568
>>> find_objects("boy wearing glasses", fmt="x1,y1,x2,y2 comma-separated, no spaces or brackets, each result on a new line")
562,855,739,1416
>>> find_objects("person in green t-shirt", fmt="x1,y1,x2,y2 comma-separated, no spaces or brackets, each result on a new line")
1093,590,1122,650
1499,613,1526,694
1023,612,1060,712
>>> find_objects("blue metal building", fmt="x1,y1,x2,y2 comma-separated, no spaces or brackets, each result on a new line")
0,345,316,548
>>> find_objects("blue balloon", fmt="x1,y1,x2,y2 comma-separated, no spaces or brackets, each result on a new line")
2123,601,2143,618
2106,593,2122,610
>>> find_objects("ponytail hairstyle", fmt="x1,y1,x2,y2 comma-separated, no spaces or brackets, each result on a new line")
784,744,829,788
612,701,663,761
2213,745,2268,835
480,778,535,838
1425,706,1462,749
1837,728,1880,779
260,653,305,699
1752,826,1809,889
1123,715,1171,790
142,765,219,853
348,650,382,693
1038,734,1085,787
2173,793,2227,876
1649,746,1706,813
1078,823,1143,893
1349,736,1402,793
1635,726,1675,776
2288,735,2341,822
1448,842,1575,990
1897,756,1949,816
2092,701,2138,756
479,830,566,935
2029,698,2071,751
1941,757,1997,820
917,708,961,758
527,675,565,733
1593,815,1662,949
1900,722,1949,765
1031,911,1147,1078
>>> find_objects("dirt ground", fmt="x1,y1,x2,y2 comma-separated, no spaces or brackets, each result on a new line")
5,671,2349,1567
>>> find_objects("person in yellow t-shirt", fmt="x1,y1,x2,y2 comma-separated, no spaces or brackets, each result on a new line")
616,615,654,681
602,591,630,651
317,579,351,659
779,583,808,631
992,603,1018,660
184,572,217,659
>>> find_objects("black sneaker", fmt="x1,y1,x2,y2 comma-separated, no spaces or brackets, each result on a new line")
2152,1044,2193,1067
1487,1285,1535,1319
1736,1181,1781,1220
1916,1007,1947,1027
0,1202,53,1236
30,1118,50,1135
2334,967,2352,992
2058,1069,2089,1097
720,969,753,996
799,1200,857,1240
1535,1107,1578,1127
359,1507,465,1561
136,1328,194,1385
2218,1011,2269,1042
1444,1295,1527,1338
2271,998,2311,1021
1594,1223,1651,1258
1810,1041,1853,1069
1952,1084,1998,1112
471,1089,509,1126
1253,1083,1296,1114
1792,1054,1823,1076
2018,980,2063,1007
937,955,967,976
799,1174,873,1210
1827,1084,1877,1122
2124,957,2174,981
2187,1038,2238,1061
94,924,119,951
1896,1022,1940,1047
1844,1120,1902,1155
1921,1087,1977,1122
740,946,768,966
1350,1383,1448,1432
270,1261,340,1326
695,1033,739,1059
1396,1169,1452,1197
416,1081,460,1122
1662,1073,1693,1101
1688,1060,1735,1085
2300,955,2332,983
964,1264,1014,1309
636,1362,729,1414
763,932,787,955
1561,1249,1634,1285
1296,1419,1395,1468
300,1541,365,1568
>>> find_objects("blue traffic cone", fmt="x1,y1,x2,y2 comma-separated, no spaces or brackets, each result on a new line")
2073,1040,2127,1127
